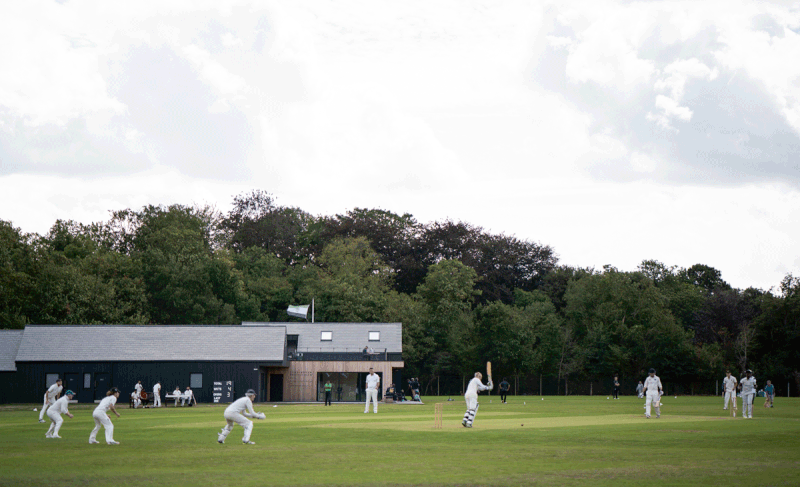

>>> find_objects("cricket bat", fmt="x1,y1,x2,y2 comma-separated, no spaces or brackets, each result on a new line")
486,361,492,383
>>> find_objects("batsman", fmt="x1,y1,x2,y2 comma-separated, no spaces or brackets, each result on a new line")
462,362,493,428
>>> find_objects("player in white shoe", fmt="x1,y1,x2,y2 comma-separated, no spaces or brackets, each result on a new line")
218,389,265,445
643,368,663,419
723,369,737,412
462,372,493,428
89,387,121,445
39,378,62,423
45,390,75,438
364,368,380,414
739,370,757,419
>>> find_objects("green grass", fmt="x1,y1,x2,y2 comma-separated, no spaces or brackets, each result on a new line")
1,396,798,486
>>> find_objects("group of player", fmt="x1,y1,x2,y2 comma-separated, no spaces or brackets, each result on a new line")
35,365,775,445
38,379,122,444
723,369,774,418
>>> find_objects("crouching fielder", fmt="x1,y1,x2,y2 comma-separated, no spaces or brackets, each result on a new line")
218,389,265,445
45,390,75,438
643,368,663,419
462,372,493,428
90,387,121,445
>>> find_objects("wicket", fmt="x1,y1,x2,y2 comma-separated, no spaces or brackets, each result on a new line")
434,403,443,429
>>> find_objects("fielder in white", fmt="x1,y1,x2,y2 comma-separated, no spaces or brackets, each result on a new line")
217,389,265,445
739,369,757,419
153,381,161,408
643,368,663,419
89,387,121,445
38,378,63,423
133,381,143,408
723,369,737,411
462,372,493,428
45,390,75,438
364,368,380,414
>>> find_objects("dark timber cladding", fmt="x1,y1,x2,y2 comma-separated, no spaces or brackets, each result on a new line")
8,325,286,404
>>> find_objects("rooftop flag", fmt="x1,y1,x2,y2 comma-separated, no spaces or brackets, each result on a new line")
287,304,310,320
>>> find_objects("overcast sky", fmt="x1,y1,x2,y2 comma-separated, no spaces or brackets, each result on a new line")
1,0,799,291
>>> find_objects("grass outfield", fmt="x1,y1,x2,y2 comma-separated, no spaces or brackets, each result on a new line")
1,396,798,486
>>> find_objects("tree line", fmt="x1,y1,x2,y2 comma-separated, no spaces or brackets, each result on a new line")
1,190,798,394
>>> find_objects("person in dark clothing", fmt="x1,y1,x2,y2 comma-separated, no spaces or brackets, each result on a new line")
499,378,510,403
613,375,620,399
336,385,343,402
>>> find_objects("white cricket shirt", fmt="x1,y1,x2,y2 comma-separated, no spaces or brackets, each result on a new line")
644,375,662,393
365,374,380,391
49,395,71,415
225,396,256,416
153,383,161,394
94,395,117,414
465,378,491,397
46,384,62,401
740,377,757,395
723,376,737,392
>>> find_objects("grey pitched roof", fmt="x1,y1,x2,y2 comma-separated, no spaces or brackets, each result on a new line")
0,330,24,371
15,325,286,362
243,322,402,352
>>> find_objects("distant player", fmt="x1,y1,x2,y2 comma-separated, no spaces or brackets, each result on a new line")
217,389,264,445
39,378,62,423
613,375,620,399
134,381,143,408
153,381,161,408
462,372,493,428
90,387,121,445
499,378,510,404
324,379,333,406
739,369,757,419
45,390,75,438
636,381,644,399
364,368,380,413
723,369,737,411
643,368,663,419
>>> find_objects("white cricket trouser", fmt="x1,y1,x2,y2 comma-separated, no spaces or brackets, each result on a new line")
742,393,754,417
463,394,479,426
645,391,660,417
181,397,188,406
724,391,736,409
90,412,115,443
46,409,63,436
154,394,161,407
220,412,253,442
39,398,54,420
364,389,378,413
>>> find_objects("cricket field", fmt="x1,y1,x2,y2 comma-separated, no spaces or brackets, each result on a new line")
1,396,798,486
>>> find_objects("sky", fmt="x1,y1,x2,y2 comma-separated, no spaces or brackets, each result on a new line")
1,0,799,292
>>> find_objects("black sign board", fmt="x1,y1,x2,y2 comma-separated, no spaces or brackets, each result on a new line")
213,381,234,403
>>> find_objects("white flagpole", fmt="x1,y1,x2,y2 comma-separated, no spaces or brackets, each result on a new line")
312,298,315,323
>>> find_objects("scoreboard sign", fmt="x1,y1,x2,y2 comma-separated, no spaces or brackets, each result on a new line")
213,381,234,403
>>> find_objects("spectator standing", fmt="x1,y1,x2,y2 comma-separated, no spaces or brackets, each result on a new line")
337,384,343,402
613,376,620,399
324,380,333,406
